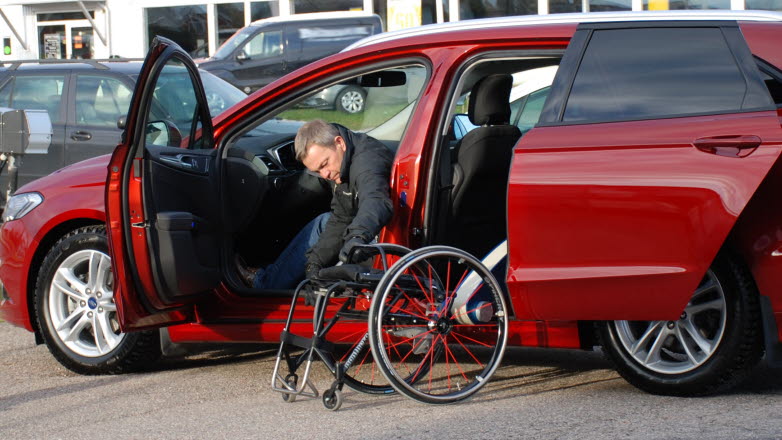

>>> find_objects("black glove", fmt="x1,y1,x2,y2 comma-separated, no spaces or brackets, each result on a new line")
339,236,370,263
305,262,322,280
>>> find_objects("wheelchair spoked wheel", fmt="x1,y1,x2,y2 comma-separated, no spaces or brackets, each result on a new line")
330,323,396,395
368,246,509,404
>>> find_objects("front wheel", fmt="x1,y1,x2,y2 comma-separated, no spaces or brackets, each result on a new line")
34,225,160,374
599,252,763,396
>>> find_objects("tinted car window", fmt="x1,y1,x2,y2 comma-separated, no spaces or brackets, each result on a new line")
515,86,549,133
5,75,66,122
75,75,133,126
563,28,749,123
243,30,283,58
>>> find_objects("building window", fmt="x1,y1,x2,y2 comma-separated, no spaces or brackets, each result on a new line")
643,0,730,9
37,11,94,21
217,3,245,47
460,0,536,19
588,0,632,11
292,0,363,13
550,0,582,13
252,1,280,20
744,0,782,10
146,5,208,58
374,0,449,30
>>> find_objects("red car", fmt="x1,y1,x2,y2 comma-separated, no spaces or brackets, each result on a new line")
2,10,781,397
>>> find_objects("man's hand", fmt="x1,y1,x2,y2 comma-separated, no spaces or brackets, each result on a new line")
339,236,370,263
305,262,322,280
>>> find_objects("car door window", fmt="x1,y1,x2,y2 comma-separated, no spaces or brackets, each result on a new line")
6,75,66,122
147,58,209,149
75,75,132,126
243,30,282,59
515,86,549,134
563,27,768,123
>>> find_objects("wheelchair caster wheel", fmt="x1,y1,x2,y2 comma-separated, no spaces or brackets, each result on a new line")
281,374,298,403
322,388,343,411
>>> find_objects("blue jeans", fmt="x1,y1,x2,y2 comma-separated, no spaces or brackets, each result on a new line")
253,213,331,290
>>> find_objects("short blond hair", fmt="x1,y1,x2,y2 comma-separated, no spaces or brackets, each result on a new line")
294,119,340,161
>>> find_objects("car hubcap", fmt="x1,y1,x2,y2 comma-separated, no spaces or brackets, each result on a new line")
47,250,124,357
614,269,727,374
340,91,364,113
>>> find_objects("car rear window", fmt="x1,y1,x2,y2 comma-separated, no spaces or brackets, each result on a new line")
563,27,756,123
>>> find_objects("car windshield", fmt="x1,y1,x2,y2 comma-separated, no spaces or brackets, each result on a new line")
213,26,256,60
200,71,248,115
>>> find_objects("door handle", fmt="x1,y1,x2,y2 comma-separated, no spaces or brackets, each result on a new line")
70,131,92,141
692,135,761,158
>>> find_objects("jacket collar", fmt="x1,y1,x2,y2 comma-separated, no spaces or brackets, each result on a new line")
335,124,354,184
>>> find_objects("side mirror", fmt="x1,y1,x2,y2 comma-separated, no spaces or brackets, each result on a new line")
146,120,182,147
236,51,248,62
117,115,127,130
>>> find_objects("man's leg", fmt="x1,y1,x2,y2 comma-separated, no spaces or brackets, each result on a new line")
253,213,331,290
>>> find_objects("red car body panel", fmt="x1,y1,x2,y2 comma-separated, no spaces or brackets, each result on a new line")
0,156,108,330
508,111,782,321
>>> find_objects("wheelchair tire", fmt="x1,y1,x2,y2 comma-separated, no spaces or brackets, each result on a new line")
368,246,509,404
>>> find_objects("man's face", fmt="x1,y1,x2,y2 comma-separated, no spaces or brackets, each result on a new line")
302,136,347,183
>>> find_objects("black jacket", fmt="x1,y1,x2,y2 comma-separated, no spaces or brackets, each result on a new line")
305,124,394,267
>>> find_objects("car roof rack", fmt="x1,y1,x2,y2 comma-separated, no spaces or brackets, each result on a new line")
0,58,145,70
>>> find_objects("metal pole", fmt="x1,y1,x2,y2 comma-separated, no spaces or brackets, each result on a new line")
77,1,108,46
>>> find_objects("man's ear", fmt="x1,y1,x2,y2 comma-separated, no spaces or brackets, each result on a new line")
335,136,347,152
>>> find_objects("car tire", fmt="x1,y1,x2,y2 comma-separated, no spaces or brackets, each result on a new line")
34,225,160,374
598,251,763,396
336,86,366,113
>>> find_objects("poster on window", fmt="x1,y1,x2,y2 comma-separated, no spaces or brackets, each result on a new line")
388,0,421,31
44,34,61,59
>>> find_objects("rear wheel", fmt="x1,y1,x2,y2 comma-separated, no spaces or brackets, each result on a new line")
599,252,763,396
336,86,366,113
34,225,160,374
368,246,508,404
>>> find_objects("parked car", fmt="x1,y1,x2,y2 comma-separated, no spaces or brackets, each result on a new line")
2,11,782,398
196,11,383,94
0,59,247,206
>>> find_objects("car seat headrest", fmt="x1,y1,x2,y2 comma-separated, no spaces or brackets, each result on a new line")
468,74,513,126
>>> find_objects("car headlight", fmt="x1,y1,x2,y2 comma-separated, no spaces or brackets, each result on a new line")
3,192,43,222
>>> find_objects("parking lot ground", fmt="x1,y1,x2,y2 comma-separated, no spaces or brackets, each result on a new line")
1,321,781,439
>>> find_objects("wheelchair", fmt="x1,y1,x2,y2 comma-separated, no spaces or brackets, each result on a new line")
271,243,509,410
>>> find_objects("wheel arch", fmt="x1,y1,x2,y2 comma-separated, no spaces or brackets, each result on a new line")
26,218,106,343
720,154,782,357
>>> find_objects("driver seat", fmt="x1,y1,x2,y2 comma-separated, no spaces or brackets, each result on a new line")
449,74,521,259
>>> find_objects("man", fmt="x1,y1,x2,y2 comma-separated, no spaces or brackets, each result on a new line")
241,119,394,289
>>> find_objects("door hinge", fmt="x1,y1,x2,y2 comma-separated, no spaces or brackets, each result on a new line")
412,227,424,238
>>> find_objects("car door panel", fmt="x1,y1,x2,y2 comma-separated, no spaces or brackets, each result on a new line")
107,37,221,331
507,112,782,321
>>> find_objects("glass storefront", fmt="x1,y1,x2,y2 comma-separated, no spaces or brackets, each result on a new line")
252,1,280,20
644,0,730,8
146,5,208,58
589,0,632,11
460,0,537,19
217,3,245,46
292,0,363,13
743,0,782,7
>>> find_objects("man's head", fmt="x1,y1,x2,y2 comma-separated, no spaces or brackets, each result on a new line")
295,119,348,183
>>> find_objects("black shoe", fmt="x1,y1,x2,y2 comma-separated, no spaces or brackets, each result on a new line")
234,255,257,287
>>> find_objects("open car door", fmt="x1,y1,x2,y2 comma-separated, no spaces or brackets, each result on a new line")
106,37,221,331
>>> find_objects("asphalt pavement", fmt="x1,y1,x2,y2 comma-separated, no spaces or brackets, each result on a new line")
1,321,781,439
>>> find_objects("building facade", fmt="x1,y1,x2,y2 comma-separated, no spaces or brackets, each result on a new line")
0,0,779,61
